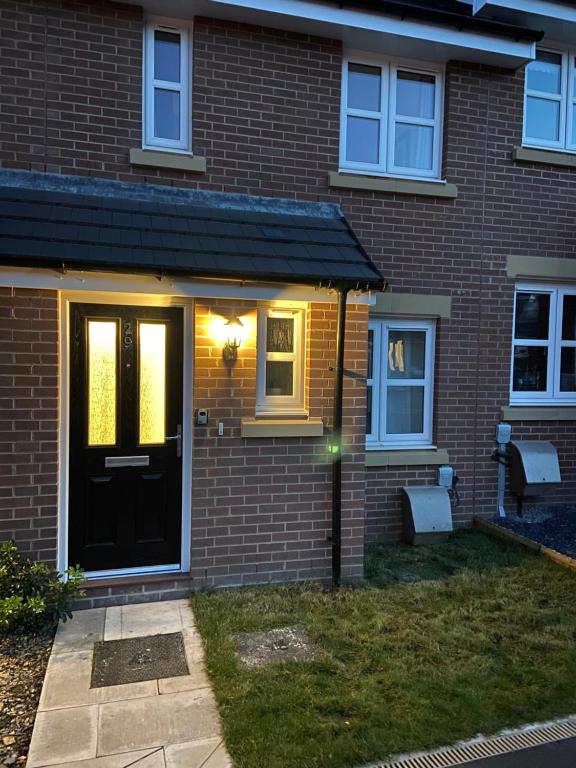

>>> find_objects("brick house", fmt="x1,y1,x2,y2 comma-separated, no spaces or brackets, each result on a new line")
1,0,575,606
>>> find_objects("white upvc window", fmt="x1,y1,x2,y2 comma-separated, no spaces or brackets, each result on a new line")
144,19,192,152
367,319,435,448
340,55,444,180
256,308,306,415
523,45,576,152
511,284,576,404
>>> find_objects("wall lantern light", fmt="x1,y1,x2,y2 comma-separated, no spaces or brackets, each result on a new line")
222,315,244,363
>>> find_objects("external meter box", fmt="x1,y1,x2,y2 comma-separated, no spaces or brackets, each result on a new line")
437,465,454,488
496,423,512,444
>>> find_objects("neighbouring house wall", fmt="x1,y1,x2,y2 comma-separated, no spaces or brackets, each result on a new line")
0,288,58,563
2,1,576,549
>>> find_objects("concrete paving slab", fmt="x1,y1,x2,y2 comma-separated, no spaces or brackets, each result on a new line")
104,607,122,641
51,608,105,655
119,602,185,638
158,666,211,695
39,650,157,710
33,749,159,768
177,601,196,629
98,689,221,755
163,738,222,768
134,749,166,768
203,743,234,768
27,705,98,767
28,600,233,768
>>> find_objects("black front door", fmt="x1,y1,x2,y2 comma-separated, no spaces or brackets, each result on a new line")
69,303,183,573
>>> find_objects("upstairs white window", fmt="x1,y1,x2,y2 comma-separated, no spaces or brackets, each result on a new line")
256,309,306,415
524,46,576,152
367,319,435,448
340,57,444,179
511,285,576,404
144,20,191,152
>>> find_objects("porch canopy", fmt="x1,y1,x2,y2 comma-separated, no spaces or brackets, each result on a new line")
0,174,384,292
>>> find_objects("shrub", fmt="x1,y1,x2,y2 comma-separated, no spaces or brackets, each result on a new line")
0,541,85,634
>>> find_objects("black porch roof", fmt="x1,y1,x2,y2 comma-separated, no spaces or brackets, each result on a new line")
0,174,385,291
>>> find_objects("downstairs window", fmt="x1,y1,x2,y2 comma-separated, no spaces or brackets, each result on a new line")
367,319,436,448
511,285,576,404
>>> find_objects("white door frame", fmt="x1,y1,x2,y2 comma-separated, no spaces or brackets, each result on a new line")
58,291,194,579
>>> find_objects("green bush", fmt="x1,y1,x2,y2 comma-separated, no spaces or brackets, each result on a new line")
0,541,85,634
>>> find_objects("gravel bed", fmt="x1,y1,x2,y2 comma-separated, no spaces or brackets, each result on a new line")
493,504,576,559
0,630,54,768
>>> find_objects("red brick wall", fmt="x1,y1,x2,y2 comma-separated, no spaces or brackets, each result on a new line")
0,289,58,563
190,299,367,587
2,1,576,556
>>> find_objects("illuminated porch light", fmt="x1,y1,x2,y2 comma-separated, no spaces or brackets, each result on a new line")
222,315,244,363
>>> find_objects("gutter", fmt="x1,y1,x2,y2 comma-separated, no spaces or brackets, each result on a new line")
0,256,385,294
331,286,349,589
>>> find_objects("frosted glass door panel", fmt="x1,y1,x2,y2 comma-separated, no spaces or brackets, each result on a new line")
139,323,167,445
88,321,117,446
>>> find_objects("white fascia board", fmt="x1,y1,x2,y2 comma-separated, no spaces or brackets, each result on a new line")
488,1,576,23
0,266,373,304
207,0,535,64
481,1,576,45
119,0,535,65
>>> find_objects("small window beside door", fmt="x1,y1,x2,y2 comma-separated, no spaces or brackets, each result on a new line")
511,285,576,403
524,47,576,152
367,319,436,448
256,309,306,415
341,56,444,179
144,20,192,152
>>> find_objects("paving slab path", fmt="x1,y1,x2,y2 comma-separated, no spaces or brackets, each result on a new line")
27,600,232,768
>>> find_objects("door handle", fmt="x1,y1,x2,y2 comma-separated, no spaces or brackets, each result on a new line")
166,424,182,458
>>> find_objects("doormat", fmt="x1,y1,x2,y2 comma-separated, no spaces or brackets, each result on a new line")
234,625,321,668
91,631,189,688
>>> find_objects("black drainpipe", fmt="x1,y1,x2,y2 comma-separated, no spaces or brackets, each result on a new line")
331,286,349,590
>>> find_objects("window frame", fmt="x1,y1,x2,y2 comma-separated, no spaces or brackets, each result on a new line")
511,283,576,405
340,52,444,181
523,44,573,153
367,318,436,449
143,17,192,153
256,308,306,416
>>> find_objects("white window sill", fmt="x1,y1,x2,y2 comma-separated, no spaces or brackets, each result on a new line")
129,148,207,173
241,417,323,438
329,172,458,198
365,447,449,467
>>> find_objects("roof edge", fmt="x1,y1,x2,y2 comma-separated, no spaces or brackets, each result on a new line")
0,170,343,220
320,0,544,42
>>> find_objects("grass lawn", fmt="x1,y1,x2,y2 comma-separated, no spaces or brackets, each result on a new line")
191,532,576,768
